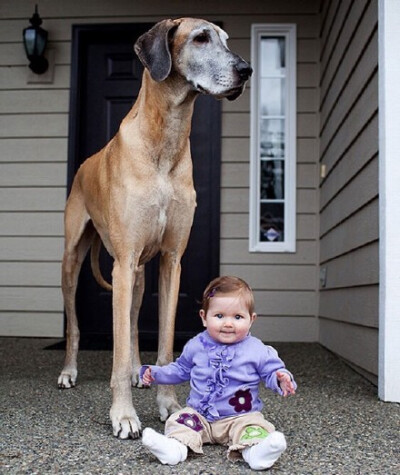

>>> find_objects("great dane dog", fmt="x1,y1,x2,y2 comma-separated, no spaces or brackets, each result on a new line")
58,18,252,439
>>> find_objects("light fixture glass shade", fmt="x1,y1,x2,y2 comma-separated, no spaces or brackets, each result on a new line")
22,5,48,74
23,26,48,58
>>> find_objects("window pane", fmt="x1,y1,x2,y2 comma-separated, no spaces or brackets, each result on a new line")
261,78,285,116
260,160,284,199
260,37,285,76
260,119,285,158
260,202,284,242
250,24,296,252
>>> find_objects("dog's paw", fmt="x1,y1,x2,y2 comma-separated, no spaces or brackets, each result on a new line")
157,390,182,422
131,372,146,388
110,404,142,439
131,362,149,388
57,370,77,389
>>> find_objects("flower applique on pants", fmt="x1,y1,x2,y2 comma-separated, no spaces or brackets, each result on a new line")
165,407,276,461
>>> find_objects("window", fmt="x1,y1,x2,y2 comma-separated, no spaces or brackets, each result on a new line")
249,24,296,252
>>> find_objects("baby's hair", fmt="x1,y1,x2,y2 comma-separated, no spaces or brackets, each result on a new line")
201,275,255,315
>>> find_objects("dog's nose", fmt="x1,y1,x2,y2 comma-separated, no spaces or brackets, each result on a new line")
236,61,253,80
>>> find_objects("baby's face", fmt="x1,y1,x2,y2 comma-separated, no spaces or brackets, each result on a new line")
200,292,256,344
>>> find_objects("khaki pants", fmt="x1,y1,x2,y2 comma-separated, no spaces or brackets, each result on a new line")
165,407,276,461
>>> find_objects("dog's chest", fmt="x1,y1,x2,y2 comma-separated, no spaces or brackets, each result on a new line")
144,177,174,234
119,170,194,263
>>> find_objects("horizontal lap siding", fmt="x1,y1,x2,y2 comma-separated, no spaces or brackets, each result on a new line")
0,0,320,339
0,3,68,335
318,0,378,379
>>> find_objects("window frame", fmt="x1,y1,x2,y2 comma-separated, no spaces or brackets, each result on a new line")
249,24,297,253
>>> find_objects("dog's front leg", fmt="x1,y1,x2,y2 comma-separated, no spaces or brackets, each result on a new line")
109,257,141,439
156,252,183,421
130,264,145,387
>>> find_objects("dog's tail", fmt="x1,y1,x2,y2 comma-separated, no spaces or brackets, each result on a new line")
90,233,113,291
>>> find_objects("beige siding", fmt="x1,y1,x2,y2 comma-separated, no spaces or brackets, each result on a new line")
318,0,379,380
0,0,320,339
0,3,68,336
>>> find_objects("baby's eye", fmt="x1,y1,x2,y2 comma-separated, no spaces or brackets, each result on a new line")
235,315,244,320
215,313,224,319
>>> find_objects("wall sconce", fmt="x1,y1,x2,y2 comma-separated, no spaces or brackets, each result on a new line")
23,4,48,74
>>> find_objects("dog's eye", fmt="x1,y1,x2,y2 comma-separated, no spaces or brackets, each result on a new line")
194,33,209,44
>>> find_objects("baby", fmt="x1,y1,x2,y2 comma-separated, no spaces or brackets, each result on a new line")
140,275,296,470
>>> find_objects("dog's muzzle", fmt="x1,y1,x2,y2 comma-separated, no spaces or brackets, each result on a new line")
190,58,253,101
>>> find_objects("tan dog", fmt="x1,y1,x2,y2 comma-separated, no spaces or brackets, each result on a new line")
58,18,252,439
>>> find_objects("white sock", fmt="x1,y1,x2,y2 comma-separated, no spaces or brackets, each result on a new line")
142,427,188,465
242,431,287,470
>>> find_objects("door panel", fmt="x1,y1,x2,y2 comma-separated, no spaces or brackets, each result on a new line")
68,24,221,349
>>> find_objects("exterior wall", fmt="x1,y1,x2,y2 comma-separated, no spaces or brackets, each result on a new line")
318,0,379,381
0,0,320,340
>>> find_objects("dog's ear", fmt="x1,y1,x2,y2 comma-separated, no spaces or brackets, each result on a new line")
134,19,180,82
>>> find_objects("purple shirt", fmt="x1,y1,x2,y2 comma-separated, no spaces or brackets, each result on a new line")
140,331,297,422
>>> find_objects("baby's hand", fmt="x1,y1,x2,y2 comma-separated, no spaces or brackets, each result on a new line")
277,371,296,397
142,367,155,386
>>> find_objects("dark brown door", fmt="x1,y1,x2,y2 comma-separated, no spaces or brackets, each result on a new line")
67,24,221,350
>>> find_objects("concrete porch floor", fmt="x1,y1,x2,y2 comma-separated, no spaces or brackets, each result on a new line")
0,338,399,474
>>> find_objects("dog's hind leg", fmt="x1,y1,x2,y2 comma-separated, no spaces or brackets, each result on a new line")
130,264,145,388
58,190,94,389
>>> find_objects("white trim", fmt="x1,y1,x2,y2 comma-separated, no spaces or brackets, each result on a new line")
249,24,297,253
378,0,400,402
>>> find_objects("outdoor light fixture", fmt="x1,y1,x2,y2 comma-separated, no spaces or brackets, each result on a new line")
23,4,48,74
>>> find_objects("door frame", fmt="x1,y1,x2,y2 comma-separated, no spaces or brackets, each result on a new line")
378,0,400,403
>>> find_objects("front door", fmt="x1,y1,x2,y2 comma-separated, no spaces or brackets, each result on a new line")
67,24,221,349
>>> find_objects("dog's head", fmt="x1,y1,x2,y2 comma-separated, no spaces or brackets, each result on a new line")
134,18,252,101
